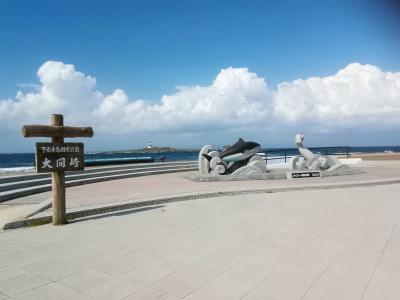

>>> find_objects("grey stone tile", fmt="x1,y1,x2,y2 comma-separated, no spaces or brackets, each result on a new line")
0,291,8,300
242,277,305,300
84,278,143,300
271,259,332,289
12,282,77,300
22,260,88,281
0,243,26,257
93,256,144,276
0,267,27,283
302,264,371,299
57,269,113,292
95,243,178,278
61,249,111,269
0,250,41,267
185,254,277,299
0,260,7,269
19,258,69,275
89,237,153,258
150,260,226,298
380,244,400,268
119,253,195,286
0,273,50,297
304,286,361,300
124,287,178,300
63,292,95,300
363,262,400,300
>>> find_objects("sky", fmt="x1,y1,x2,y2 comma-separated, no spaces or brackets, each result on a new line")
0,0,400,152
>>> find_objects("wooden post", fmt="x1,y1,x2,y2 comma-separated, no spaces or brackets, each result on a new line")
51,114,66,225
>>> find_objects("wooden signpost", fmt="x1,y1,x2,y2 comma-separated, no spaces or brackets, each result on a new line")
22,114,93,225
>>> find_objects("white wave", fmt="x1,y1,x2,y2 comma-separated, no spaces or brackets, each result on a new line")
0,167,35,175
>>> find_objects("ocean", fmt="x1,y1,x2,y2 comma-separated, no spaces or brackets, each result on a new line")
0,151,200,172
0,146,399,174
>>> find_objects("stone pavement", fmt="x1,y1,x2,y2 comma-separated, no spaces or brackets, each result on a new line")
0,183,400,299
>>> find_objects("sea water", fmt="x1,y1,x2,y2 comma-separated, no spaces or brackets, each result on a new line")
0,151,200,174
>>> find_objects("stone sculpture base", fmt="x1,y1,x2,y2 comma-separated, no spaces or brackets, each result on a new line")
185,172,284,182
186,165,363,182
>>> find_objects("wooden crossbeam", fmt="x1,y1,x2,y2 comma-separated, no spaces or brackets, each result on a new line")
22,125,93,138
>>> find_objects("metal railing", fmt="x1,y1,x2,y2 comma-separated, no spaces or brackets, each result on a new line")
262,146,351,164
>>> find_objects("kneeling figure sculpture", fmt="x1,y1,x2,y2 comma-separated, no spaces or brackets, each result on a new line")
290,134,342,172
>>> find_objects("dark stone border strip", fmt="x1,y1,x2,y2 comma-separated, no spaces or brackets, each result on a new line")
4,177,400,230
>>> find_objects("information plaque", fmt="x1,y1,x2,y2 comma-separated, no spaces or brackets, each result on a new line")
287,171,321,179
35,142,84,173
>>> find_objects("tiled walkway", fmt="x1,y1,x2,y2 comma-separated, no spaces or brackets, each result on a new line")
1,184,399,299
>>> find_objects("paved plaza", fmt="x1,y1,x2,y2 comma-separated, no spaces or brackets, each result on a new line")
1,183,400,299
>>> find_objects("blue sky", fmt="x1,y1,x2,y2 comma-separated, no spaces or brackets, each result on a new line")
0,0,400,152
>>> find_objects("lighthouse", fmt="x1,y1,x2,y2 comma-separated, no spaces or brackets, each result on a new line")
147,140,152,149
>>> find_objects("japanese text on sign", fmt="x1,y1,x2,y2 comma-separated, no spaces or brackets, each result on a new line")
291,171,320,178
35,142,84,173
40,145,81,154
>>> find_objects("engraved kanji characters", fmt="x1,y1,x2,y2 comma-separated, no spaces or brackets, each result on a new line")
42,157,52,169
70,157,80,168
56,157,66,168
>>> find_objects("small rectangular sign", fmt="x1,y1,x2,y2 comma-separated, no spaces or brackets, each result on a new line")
287,171,321,179
35,142,84,173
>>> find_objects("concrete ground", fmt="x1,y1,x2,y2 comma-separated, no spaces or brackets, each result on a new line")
1,183,400,299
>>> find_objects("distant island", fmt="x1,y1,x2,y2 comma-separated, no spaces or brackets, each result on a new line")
100,146,200,154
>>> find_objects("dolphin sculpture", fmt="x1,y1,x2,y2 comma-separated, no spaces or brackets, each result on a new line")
220,138,261,162
202,138,262,174
198,138,266,176
203,138,261,162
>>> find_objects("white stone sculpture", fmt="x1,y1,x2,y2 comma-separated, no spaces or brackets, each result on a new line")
290,134,342,172
198,138,266,176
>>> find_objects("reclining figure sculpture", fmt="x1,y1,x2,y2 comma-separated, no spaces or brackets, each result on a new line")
198,138,266,176
290,134,342,172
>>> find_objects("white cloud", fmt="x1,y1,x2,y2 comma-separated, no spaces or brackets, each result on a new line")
1,61,400,139
0,61,102,126
92,67,271,133
273,63,400,127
